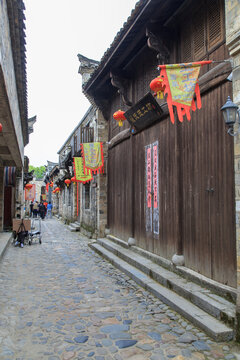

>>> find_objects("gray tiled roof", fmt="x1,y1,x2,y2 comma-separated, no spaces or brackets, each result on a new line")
7,0,28,145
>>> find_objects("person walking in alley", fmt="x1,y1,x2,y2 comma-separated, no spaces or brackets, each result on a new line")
32,201,39,218
39,202,46,220
29,201,34,218
46,201,53,218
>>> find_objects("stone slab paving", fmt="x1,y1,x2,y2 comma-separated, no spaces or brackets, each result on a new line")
0,218,240,360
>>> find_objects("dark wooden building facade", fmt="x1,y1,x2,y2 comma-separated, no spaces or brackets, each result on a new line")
84,0,235,287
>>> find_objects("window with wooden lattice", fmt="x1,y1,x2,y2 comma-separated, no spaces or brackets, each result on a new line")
207,0,224,51
180,0,224,62
80,126,94,144
181,23,192,62
193,6,206,59
74,135,77,154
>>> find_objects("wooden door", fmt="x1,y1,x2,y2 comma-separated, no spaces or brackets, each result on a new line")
181,84,236,287
108,138,133,241
4,186,12,229
133,120,179,259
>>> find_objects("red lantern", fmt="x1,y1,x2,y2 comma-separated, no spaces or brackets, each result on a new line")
50,181,54,188
25,183,33,190
55,187,60,193
113,110,126,127
71,176,76,184
150,76,165,99
52,189,56,194
0,123,2,132
64,179,71,187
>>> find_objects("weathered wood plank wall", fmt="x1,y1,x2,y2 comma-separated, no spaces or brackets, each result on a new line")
107,0,236,287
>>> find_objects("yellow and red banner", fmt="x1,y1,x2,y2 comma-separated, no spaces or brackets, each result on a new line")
73,157,93,183
81,142,104,175
158,61,212,123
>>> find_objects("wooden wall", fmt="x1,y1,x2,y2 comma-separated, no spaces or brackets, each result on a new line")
107,0,236,287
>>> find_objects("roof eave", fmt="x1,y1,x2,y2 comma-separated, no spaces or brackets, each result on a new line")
83,0,153,93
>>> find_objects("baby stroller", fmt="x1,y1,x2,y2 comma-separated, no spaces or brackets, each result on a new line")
28,218,42,245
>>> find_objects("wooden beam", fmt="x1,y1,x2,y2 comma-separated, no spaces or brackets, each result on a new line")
198,61,232,94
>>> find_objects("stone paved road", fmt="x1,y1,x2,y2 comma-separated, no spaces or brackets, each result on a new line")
0,218,240,360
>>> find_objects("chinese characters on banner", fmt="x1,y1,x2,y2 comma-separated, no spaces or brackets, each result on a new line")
147,147,152,209
145,142,159,235
153,144,158,209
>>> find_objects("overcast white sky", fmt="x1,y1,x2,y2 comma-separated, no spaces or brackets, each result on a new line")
24,0,138,167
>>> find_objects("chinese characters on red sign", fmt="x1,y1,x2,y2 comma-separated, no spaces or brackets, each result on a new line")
147,147,152,208
145,142,159,235
153,145,158,209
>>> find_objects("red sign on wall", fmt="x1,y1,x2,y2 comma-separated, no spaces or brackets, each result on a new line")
145,142,159,235
153,144,158,209
147,147,152,208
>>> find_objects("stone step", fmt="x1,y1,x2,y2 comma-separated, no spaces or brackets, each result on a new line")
69,223,80,231
99,238,235,326
89,240,234,341
68,225,77,232
107,235,236,303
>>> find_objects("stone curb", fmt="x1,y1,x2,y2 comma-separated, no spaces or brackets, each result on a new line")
0,233,13,262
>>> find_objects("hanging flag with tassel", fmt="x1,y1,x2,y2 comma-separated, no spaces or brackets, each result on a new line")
81,142,104,175
157,60,212,123
73,157,93,184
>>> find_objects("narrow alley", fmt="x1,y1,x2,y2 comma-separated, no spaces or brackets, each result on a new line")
0,219,239,360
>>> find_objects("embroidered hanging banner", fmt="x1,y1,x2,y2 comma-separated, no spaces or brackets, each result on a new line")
73,157,93,184
81,142,104,175
158,60,212,123
25,184,36,201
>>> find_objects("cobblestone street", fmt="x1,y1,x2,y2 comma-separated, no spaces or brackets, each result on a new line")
0,218,240,360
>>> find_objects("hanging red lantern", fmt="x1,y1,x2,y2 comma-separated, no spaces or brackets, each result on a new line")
150,76,165,99
25,183,33,190
0,123,2,133
113,110,126,127
55,187,60,193
71,176,77,184
64,179,71,187
50,181,54,188
52,189,56,194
